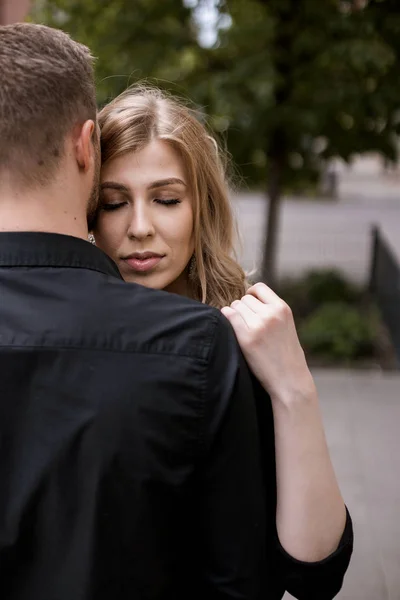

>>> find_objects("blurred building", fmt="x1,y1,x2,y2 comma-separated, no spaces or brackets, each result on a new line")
0,0,31,24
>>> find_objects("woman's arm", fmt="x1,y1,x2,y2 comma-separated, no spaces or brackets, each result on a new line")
221,282,347,563
271,379,346,561
251,375,353,600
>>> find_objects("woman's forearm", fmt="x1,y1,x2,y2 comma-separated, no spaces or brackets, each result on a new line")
272,379,347,563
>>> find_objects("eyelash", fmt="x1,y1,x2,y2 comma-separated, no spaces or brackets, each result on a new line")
101,202,126,212
100,198,181,211
156,198,181,206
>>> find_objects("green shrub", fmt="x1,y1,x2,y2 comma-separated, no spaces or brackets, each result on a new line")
279,269,362,318
302,270,361,305
299,302,377,362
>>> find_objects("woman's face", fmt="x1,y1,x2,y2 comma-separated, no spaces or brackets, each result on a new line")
94,140,195,295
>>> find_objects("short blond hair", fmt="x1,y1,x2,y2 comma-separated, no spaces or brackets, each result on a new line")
0,23,97,188
98,85,247,308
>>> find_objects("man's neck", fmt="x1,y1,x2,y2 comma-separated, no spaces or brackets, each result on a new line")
0,190,89,240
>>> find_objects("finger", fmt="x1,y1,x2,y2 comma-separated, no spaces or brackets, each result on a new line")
221,306,237,319
228,299,261,329
240,293,272,316
221,306,251,340
247,282,283,306
221,305,249,329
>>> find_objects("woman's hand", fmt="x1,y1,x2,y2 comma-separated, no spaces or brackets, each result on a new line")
221,282,315,404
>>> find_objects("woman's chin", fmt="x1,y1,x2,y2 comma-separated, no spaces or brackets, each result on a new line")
123,276,160,289
121,270,188,296
120,271,167,291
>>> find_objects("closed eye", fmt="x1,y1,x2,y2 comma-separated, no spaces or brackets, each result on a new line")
155,198,181,206
100,202,127,212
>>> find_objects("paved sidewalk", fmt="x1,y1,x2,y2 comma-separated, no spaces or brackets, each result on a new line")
232,155,400,285
232,194,400,286
284,369,400,600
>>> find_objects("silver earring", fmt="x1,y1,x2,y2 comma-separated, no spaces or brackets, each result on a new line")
88,233,96,245
188,254,196,279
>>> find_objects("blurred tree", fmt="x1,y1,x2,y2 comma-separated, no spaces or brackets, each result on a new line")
29,0,203,105
363,0,400,154
200,0,397,286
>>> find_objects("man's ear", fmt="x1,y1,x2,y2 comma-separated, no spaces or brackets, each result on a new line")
75,119,96,172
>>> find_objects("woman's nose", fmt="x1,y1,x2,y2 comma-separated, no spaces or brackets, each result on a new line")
127,204,155,240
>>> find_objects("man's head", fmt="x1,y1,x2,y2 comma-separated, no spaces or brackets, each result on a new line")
0,23,100,224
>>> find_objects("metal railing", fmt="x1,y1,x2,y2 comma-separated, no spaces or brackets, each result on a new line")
369,225,400,364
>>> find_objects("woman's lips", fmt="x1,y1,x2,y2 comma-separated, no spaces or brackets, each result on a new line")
122,254,163,273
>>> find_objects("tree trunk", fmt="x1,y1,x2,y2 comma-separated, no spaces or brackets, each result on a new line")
258,0,293,288
260,158,283,289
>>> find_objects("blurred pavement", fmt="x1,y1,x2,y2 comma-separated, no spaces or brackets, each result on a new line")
285,368,400,600
232,154,400,284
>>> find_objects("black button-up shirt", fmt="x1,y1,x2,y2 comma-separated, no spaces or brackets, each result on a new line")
0,232,352,600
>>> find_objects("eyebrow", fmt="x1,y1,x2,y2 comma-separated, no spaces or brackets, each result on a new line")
100,177,186,194
148,178,186,190
100,182,130,193
100,178,187,193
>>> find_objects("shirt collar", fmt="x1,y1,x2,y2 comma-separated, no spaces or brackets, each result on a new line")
0,232,122,279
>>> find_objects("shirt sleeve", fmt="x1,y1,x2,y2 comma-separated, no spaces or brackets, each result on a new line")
195,312,267,600
275,508,353,600
252,376,354,600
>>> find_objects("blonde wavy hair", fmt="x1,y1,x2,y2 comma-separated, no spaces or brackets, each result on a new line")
98,85,247,308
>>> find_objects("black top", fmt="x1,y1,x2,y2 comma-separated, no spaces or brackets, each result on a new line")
0,232,353,600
